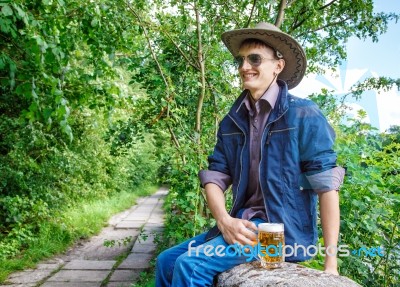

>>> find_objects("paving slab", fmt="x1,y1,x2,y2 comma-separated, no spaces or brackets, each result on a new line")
68,228,140,260
147,208,162,215
35,263,62,270
106,282,134,287
141,197,161,204
117,253,153,269
109,270,141,282
0,284,36,287
136,234,160,246
115,220,145,229
143,223,164,232
124,214,152,221
129,208,154,216
108,209,134,226
147,217,165,224
131,242,157,254
40,257,65,265
41,282,101,287
63,260,116,270
7,269,55,284
47,270,109,282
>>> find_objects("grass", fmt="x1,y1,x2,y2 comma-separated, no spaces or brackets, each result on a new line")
132,266,156,287
0,184,159,283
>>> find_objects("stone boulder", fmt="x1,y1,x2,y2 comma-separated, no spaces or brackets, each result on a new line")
216,262,361,287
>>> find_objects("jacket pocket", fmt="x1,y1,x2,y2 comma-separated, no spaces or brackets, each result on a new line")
293,189,312,232
266,127,296,144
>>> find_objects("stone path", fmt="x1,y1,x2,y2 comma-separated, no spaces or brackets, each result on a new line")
1,187,168,287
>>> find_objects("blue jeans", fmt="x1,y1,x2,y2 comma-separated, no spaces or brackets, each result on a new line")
155,218,265,287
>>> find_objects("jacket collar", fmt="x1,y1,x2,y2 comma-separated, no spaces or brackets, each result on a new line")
228,79,289,131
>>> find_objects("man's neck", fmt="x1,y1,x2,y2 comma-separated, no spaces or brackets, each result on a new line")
249,78,278,101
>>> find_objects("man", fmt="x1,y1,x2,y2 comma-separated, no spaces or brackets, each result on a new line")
156,22,345,287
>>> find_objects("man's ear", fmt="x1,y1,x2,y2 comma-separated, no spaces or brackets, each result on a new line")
276,59,285,74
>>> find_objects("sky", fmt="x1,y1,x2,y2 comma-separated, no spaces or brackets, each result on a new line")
291,0,400,132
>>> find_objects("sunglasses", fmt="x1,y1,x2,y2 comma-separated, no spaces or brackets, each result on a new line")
234,54,276,68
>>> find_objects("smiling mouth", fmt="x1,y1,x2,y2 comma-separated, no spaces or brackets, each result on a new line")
243,73,257,80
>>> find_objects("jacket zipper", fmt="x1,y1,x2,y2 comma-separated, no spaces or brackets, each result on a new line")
227,114,246,218
207,114,246,240
260,110,289,222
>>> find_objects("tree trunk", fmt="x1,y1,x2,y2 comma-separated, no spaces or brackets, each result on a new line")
216,262,362,287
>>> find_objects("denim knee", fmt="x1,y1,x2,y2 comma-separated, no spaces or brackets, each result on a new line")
156,248,176,286
157,248,169,267
171,252,200,285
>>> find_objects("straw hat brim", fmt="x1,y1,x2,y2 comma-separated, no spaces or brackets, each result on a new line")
221,26,307,90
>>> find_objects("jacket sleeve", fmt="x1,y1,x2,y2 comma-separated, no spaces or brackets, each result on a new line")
198,125,232,191
297,102,345,192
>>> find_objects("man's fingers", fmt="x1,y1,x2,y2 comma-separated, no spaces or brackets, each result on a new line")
240,220,257,241
242,220,257,232
221,219,258,245
234,226,257,246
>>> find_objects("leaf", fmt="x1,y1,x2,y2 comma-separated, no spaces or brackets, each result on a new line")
14,5,26,19
0,56,5,70
1,4,13,17
91,18,98,27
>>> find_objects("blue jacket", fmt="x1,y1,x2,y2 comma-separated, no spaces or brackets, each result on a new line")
204,80,338,261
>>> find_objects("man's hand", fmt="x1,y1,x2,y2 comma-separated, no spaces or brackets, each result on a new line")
204,183,257,246
217,215,257,246
324,254,339,275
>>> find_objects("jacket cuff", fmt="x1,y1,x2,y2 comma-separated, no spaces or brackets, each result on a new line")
305,166,345,192
198,170,232,192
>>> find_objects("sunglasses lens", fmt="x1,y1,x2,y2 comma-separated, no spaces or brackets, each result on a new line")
234,56,244,68
248,54,262,66
234,54,264,68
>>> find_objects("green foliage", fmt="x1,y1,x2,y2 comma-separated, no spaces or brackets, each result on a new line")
0,184,158,282
0,113,162,260
0,0,165,266
336,120,399,286
309,91,400,286
1,0,399,286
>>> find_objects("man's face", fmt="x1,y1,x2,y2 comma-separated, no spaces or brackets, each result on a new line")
237,44,284,100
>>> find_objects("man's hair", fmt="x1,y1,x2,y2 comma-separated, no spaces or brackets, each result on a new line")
240,38,282,60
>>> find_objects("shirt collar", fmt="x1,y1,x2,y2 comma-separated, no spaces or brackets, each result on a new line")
237,82,280,115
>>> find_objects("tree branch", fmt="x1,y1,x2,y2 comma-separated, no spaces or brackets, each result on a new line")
319,0,338,11
289,4,310,33
126,6,169,92
126,3,182,151
298,16,352,37
290,17,307,33
194,2,206,137
161,28,200,71
245,0,257,28
205,78,222,141
275,0,287,28
167,124,186,165
291,0,339,33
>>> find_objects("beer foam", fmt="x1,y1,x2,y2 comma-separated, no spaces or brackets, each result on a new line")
258,223,284,232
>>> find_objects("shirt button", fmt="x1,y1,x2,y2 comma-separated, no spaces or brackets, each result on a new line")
255,119,258,123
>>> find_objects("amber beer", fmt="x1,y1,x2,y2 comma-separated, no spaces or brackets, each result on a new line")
258,223,285,269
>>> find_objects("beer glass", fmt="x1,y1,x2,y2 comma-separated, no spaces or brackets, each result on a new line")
258,223,285,269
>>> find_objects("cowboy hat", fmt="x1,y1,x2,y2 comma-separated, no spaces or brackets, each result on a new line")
221,22,307,90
